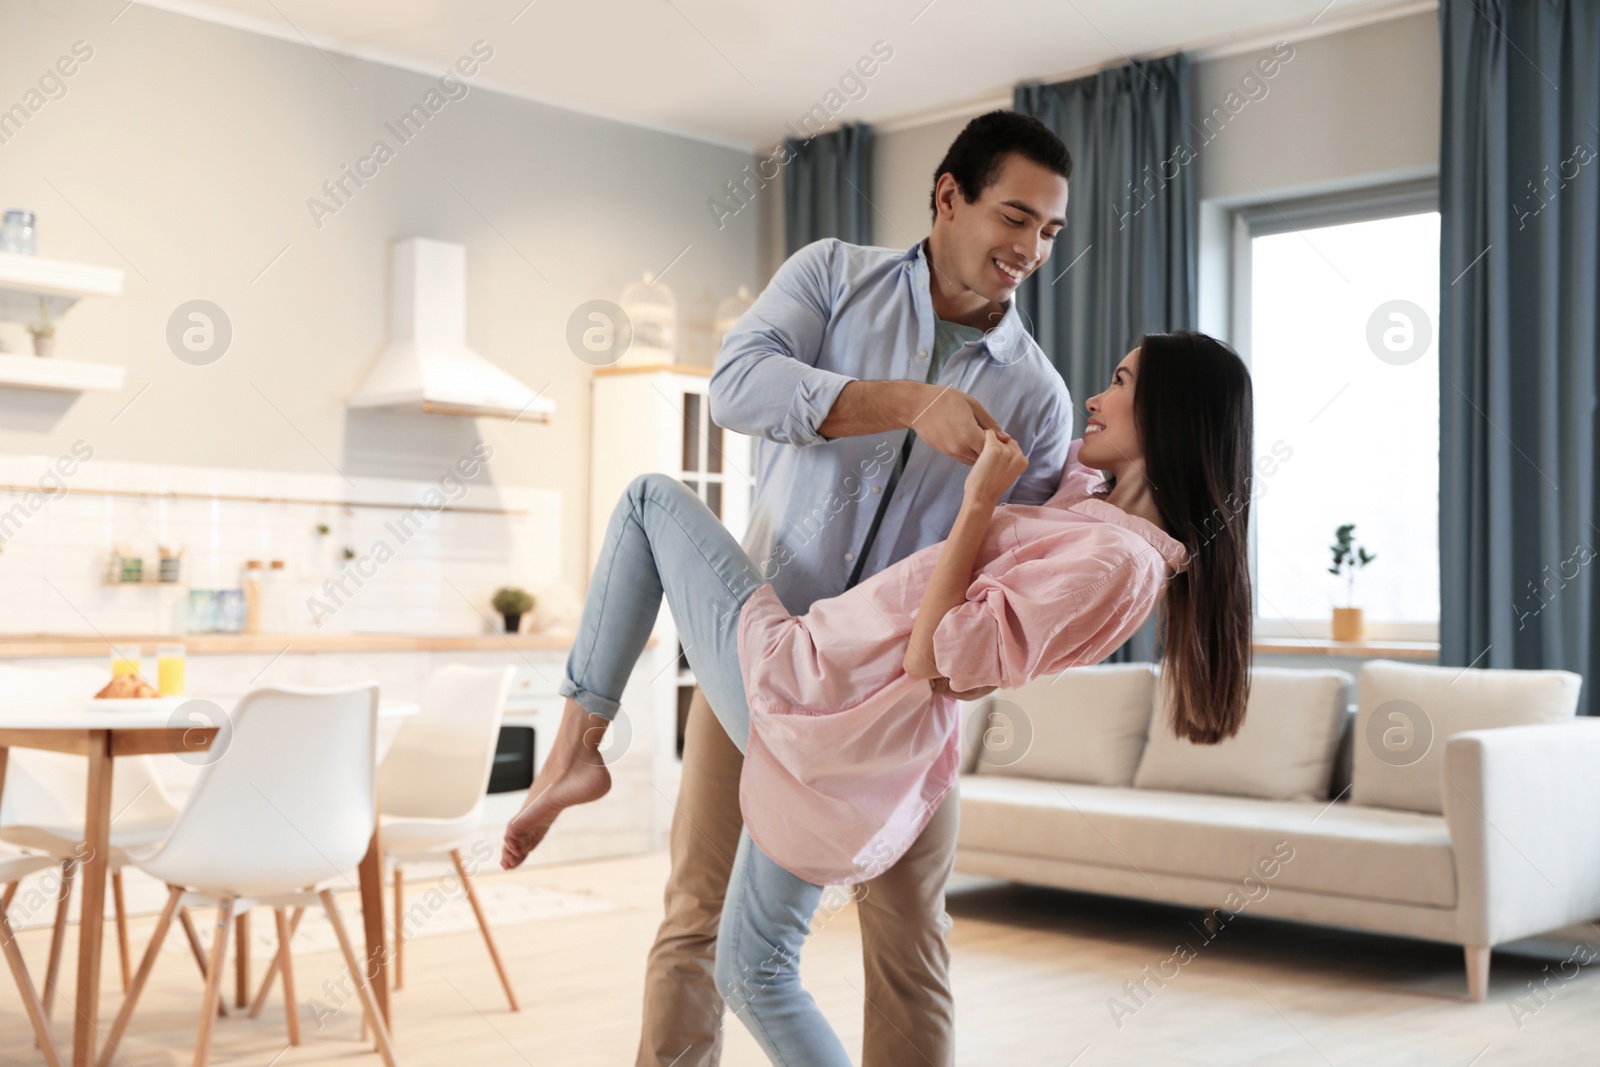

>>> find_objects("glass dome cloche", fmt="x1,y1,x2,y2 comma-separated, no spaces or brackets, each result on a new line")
618,271,677,366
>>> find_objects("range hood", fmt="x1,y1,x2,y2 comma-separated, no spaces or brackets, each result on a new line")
349,237,555,421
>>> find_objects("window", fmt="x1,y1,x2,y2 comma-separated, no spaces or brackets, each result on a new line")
1232,183,1439,639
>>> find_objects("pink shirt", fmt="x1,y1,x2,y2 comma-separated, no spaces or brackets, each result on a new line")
735,437,1190,885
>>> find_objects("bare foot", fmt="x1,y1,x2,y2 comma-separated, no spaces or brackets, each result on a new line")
501,699,613,869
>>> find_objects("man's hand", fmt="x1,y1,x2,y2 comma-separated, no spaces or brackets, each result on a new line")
817,380,1012,466
930,677,999,701
908,384,1006,465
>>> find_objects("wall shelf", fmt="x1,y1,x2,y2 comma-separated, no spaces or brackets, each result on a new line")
0,353,124,393
0,252,126,404
0,250,123,323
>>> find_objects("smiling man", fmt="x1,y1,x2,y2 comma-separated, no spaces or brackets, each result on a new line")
637,109,1075,1067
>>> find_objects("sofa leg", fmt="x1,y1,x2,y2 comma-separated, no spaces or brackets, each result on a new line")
1464,944,1490,1002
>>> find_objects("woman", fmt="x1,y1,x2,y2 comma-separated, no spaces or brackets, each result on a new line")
501,330,1254,1064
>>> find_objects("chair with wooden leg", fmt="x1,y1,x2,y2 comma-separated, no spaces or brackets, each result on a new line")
2,851,67,1066
0,665,185,1000
97,683,396,1067
375,665,518,1010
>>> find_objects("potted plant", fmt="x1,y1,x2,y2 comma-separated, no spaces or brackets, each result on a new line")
492,586,535,634
1328,523,1376,641
28,299,55,358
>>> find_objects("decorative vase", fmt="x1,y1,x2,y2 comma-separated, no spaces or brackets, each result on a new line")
1331,607,1365,642
502,612,521,634
32,334,53,358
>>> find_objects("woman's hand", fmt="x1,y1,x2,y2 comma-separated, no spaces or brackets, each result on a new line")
963,428,1029,507
903,430,1018,681
930,677,999,701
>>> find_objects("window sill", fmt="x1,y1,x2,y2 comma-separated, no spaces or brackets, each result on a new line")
1252,636,1438,660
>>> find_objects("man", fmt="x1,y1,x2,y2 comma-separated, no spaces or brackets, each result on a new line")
637,109,1075,1067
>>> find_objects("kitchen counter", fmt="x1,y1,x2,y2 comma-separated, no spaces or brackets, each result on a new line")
0,631,646,658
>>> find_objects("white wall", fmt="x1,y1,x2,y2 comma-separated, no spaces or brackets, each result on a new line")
1193,12,1440,205
0,0,763,601
863,10,1442,323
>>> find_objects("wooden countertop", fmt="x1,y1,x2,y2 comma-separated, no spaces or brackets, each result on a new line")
0,631,629,658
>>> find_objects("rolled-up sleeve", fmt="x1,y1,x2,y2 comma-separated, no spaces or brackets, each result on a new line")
930,549,1164,692
709,238,857,447
1007,397,1073,506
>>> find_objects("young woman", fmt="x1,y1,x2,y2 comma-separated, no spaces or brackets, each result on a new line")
501,330,1254,1064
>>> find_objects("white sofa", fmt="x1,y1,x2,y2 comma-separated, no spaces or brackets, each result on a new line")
953,659,1600,1001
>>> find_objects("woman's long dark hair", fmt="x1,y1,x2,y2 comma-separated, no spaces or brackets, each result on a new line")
1125,331,1254,744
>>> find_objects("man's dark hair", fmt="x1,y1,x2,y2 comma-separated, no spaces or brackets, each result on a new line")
929,109,1073,221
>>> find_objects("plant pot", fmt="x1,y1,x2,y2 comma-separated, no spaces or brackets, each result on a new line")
501,612,521,634
1331,607,1365,642
31,334,53,358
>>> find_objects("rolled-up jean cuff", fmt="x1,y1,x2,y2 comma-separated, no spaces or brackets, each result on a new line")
558,677,621,720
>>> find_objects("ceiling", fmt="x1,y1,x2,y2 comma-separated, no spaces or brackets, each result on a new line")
132,0,1428,150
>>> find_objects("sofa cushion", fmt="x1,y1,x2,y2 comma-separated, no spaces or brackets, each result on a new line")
958,775,1457,908
968,664,1157,786
1131,667,1352,801
1351,659,1582,814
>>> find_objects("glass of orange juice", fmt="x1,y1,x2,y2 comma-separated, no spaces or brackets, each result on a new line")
157,644,186,696
110,645,142,679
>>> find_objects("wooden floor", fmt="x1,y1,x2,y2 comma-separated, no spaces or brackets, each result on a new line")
2,851,1597,1066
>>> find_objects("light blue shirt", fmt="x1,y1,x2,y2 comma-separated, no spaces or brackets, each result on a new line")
710,236,1075,615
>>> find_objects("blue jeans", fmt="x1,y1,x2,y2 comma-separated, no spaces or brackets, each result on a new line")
561,473,854,1066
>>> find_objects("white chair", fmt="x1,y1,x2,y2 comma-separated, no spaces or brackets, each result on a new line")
379,664,518,1010
0,664,190,1006
2,850,66,1066
100,683,396,1067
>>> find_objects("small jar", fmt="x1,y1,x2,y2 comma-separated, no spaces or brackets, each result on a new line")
214,588,245,633
186,589,217,633
0,211,37,255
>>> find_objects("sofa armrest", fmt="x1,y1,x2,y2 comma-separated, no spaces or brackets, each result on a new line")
1444,720,1600,945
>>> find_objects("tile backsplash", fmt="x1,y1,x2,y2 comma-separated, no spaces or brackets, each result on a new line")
0,446,572,635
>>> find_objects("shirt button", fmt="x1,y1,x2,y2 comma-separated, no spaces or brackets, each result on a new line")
844,551,855,562
917,348,928,358
870,485,881,494
922,282,929,291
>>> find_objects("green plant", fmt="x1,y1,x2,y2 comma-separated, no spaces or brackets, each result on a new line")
492,586,535,616
1328,523,1376,608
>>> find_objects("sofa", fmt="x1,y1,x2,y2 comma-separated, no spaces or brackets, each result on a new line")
952,659,1600,1001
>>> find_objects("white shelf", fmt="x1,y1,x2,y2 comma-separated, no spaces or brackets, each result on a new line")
0,353,124,393
0,253,126,400
0,251,123,324
0,251,122,298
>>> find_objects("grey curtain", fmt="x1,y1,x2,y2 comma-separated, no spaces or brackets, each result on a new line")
1439,0,1600,714
1014,54,1196,664
783,122,874,254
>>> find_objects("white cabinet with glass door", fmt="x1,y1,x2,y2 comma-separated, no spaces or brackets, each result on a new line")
588,365,757,818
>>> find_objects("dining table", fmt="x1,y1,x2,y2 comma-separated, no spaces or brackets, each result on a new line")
0,696,418,1067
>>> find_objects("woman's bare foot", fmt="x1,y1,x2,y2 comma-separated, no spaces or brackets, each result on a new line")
501,699,614,869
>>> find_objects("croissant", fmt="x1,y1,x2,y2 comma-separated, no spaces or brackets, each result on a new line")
94,673,160,699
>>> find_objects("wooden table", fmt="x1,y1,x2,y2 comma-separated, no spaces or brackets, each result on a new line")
0,699,417,1067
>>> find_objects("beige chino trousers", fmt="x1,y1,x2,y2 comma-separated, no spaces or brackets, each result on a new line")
636,685,959,1066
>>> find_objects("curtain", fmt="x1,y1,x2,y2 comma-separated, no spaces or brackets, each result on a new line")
782,122,874,254
1014,53,1196,664
1439,0,1600,714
